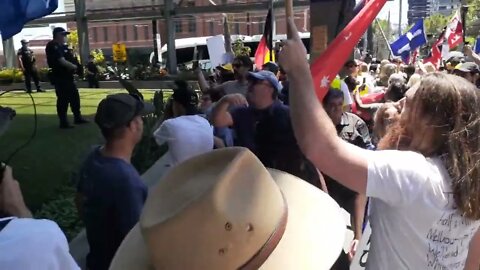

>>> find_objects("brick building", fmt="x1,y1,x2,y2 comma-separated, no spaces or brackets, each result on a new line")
2,0,309,67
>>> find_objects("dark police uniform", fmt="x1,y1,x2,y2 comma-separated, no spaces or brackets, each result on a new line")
86,60,100,88
45,41,84,126
17,47,41,92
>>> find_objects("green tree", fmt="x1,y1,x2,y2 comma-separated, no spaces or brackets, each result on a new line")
424,13,449,35
67,29,79,54
467,0,480,27
232,39,251,57
373,19,392,40
90,49,105,65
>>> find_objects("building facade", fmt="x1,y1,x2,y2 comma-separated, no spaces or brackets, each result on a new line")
408,0,460,25
408,0,432,25
431,0,460,16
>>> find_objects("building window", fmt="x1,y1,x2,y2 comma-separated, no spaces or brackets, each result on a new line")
235,23,240,34
188,17,196,33
258,22,264,34
133,26,138,40
209,21,214,35
144,26,150,40
122,25,128,41
175,20,183,33
91,27,97,42
103,27,108,41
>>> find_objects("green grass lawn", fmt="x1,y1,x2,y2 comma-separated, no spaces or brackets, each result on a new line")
0,88,160,211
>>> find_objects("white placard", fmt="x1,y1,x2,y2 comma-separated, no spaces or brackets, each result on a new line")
350,222,372,270
206,35,226,69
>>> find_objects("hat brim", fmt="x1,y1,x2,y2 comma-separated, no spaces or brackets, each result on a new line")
455,68,470,73
248,72,267,81
140,102,155,116
110,169,346,270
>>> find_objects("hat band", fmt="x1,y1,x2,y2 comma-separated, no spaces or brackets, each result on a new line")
238,192,288,270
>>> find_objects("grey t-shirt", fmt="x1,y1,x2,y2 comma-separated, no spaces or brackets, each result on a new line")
220,80,249,96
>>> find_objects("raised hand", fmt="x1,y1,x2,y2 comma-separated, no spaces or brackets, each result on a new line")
278,18,309,74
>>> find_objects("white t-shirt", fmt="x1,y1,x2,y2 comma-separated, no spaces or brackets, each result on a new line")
0,217,80,270
340,80,353,106
153,115,214,166
366,150,480,270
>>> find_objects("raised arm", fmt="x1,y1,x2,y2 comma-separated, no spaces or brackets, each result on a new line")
279,18,369,194
465,45,480,67
195,68,211,94
465,228,480,270
210,94,247,128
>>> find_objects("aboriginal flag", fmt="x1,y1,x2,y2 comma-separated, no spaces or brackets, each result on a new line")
254,9,274,69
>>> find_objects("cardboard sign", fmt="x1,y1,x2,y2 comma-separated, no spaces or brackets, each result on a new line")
350,222,371,270
206,35,226,68
112,43,127,62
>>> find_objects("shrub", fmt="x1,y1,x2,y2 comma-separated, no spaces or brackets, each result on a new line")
131,90,169,174
37,68,50,82
0,68,24,83
34,184,83,241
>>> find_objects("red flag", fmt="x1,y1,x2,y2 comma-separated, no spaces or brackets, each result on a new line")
254,9,274,69
424,31,445,70
445,10,463,49
310,0,387,100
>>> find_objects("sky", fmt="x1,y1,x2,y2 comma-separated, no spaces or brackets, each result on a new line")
377,0,409,28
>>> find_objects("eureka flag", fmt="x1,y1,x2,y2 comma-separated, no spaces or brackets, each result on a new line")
390,19,427,61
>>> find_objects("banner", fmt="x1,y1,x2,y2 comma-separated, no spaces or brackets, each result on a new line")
350,222,372,270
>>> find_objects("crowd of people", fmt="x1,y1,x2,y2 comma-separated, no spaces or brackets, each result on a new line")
1,18,480,270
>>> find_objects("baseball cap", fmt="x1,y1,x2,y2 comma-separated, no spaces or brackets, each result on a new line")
455,62,480,73
172,80,199,109
262,62,279,74
95,93,155,129
248,70,283,92
20,39,29,44
52,27,70,37
216,63,233,73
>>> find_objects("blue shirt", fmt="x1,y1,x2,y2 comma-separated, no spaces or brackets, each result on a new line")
77,147,147,270
229,101,319,187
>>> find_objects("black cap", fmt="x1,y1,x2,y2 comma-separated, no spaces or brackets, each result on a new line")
20,39,29,44
172,80,198,109
95,93,155,129
262,62,279,74
52,27,70,37
456,62,480,73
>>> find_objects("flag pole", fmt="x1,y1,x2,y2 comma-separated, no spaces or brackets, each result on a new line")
285,0,293,38
269,0,275,62
375,18,394,58
461,4,468,44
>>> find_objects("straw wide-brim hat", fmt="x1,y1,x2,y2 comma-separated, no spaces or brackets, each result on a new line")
110,147,345,270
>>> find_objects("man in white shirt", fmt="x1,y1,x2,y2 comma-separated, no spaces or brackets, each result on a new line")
145,80,214,187
0,166,79,270
281,18,480,270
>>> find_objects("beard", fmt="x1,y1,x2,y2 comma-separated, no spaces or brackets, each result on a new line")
377,120,412,151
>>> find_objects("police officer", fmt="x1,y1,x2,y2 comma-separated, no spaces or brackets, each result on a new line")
46,27,88,129
17,40,43,93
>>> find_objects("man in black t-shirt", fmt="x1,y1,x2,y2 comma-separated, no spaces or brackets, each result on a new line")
86,55,100,88
17,40,43,93
46,27,88,129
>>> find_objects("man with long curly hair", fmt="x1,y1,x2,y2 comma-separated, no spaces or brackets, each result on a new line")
281,18,480,269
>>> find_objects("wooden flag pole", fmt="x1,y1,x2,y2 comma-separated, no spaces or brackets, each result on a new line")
285,0,294,38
